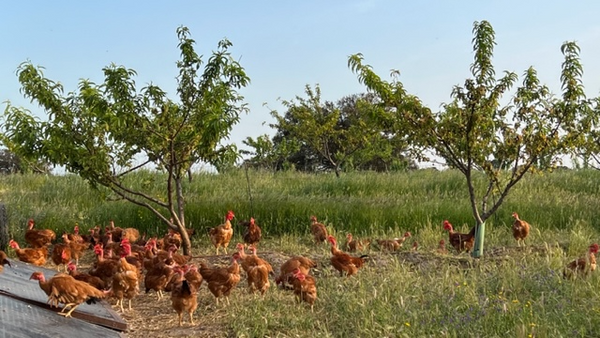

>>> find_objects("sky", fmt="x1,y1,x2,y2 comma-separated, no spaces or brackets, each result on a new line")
2,1,600,163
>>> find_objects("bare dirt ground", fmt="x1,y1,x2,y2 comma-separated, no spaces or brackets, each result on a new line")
80,250,297,338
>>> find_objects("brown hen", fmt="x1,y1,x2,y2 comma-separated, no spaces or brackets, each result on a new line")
9,239,47,266
512,212,531,246
209,210,235,254
25,219,56,248
327,235,368,277
310,215,328,244
199,253,241,305
290,268,317,311
171,268,198,326
241,217,262,247
443,220,475,254
563,243,599,279
30,271,107,317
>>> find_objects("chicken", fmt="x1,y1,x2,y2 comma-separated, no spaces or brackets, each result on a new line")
8,239,47,266
327,235,368,277
275,256,317,288
88,244,119,288
111,258,140,312
51,244,72,272
67,261,107,291
184,264,203,290
290,268,317,311
144,258,177,299
61,232,88,266
170,268,198,326
411,241,419,252
241,217,262,247
24,219,56,248
163,229,182,250
121,227,141,244
199,253,241,305
437,239,448,255
119,238,144,277
209,210,235,254
148,242,190,266
512,212,531,246
443,220,475,253
102,232,122,257
309,215,328,244
29,271,107,317
0,250,11,273
377,232,412,252
65,224,85,244
236,243,274,274
107,220,139,243
344,233,370,252
236,244,273,295
563,243,599,279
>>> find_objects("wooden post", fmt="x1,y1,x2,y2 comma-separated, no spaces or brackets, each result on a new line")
0,203,8,251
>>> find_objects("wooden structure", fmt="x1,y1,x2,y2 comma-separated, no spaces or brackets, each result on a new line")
0,258,126,337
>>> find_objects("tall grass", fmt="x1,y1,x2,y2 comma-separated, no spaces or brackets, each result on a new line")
1,168,599,240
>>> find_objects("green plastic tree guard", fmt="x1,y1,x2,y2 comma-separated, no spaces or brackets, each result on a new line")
471,222,485,258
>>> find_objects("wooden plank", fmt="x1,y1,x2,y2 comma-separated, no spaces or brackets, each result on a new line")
0,293,125,338
0,259,127,331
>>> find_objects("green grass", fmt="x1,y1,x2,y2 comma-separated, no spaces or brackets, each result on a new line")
2,169,600,337
2,168,600,239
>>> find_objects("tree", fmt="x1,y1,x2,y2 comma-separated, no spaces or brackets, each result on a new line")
349,21,594,256
240,134,299,171
269,86,409,176
0,147,51,174
0,26,250,254
334,93,416,172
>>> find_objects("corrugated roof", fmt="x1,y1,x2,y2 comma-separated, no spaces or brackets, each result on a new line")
0,258,126,337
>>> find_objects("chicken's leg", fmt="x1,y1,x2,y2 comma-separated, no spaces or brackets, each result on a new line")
189,311,195,325
59,303,81,318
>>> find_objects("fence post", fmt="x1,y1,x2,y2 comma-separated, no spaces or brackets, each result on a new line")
0,203,7,251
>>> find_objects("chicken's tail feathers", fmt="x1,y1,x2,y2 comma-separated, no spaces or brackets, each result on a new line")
181,280,193,296
468,225,477,237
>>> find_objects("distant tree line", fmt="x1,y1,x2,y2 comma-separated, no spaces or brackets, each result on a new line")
0,148,50,174
241,87,418,176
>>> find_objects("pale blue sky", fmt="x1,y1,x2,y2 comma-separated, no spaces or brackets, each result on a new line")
2,1,600,154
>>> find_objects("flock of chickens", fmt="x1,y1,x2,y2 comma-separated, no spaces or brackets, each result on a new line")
0,211,597,326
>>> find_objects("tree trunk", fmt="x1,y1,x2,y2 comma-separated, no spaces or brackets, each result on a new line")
179,224,192,256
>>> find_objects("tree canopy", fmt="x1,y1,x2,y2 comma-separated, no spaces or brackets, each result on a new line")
247,86,415,175
0,26,250,254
